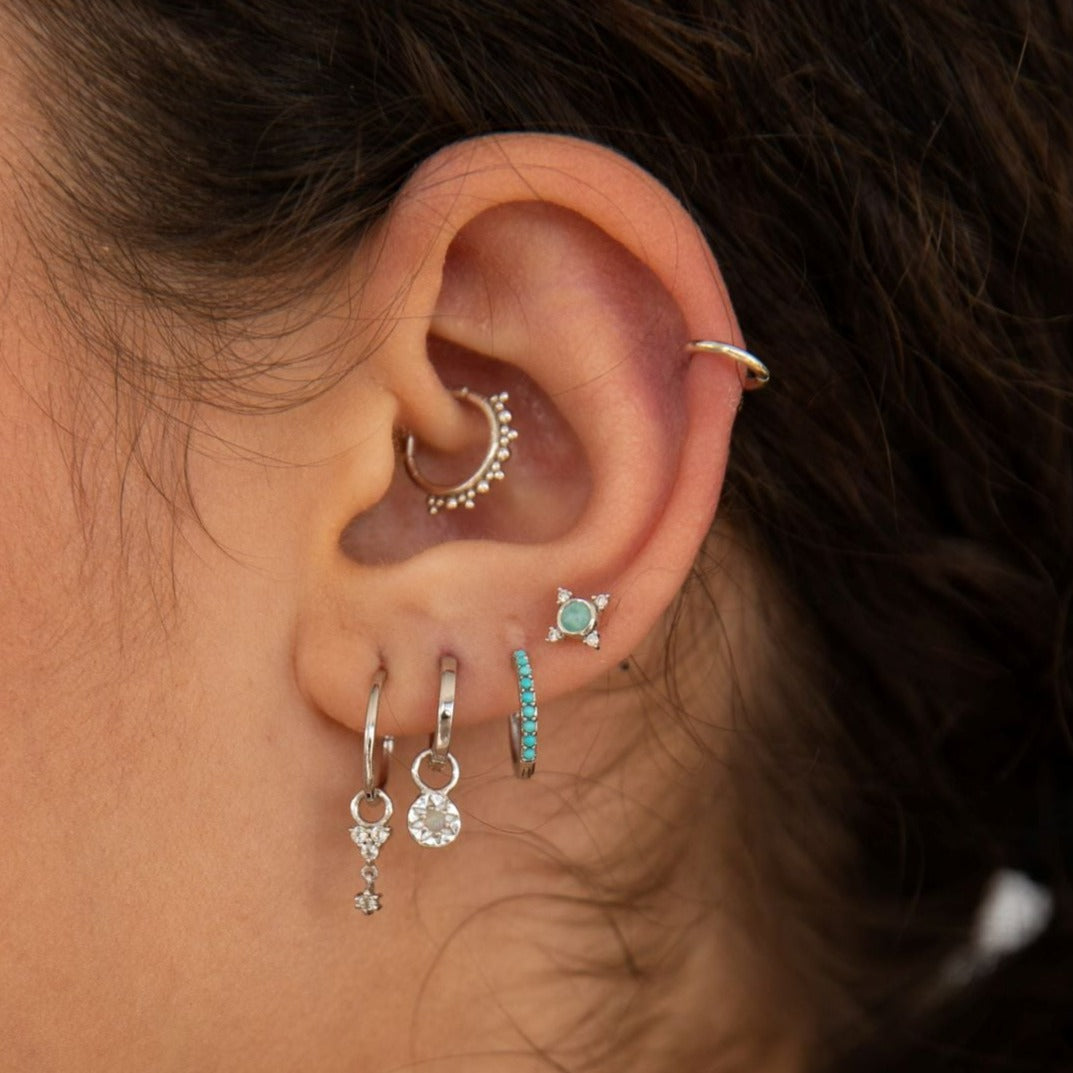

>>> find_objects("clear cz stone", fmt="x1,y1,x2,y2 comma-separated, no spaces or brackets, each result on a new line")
355,889,381,915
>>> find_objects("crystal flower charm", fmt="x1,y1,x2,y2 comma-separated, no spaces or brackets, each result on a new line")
546,588,611,650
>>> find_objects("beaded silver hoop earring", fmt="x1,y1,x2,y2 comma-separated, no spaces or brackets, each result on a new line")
403,388,518,514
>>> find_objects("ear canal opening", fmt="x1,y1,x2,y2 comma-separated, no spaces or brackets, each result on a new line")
338,340,592,566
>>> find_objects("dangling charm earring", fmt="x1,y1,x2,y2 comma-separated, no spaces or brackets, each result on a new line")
407,656,463,847
349,669,395,915
403,388,518,514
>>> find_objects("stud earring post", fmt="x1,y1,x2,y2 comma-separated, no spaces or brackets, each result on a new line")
509,649,538,778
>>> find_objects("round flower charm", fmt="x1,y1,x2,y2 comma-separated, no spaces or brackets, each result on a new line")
407,790,461,848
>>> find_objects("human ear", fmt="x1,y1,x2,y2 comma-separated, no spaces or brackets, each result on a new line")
294,134,749,736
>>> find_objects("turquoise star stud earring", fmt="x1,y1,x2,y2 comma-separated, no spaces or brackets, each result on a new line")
546,588,610,650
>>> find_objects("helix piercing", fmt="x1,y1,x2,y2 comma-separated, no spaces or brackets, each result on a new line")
403,388,519,514
546,588,610,650
349,668,395,916
685,341,770,389
407,655,463,848
508,649,538,778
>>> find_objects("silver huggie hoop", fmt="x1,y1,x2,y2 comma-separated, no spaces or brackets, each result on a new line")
363,668,394,795
431,655,457,768
350,668,395,916
685,340,770,389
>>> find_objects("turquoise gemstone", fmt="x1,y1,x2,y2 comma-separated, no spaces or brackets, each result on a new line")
522,720,537,733
520,675,532,686
521,690,535,703
522,704,537,718
522,734,537,747
558,598,595,635
521,749,536,761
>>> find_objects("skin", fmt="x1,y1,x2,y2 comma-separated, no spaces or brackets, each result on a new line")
0,56,805,1073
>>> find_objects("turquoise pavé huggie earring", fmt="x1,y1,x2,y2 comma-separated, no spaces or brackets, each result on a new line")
508,649,538,778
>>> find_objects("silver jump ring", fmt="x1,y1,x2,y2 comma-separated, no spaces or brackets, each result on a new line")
403,388,518,514
350,786,394,826
362,668,393,798
411,748,461,795
431,655,457,767
686,340,770,389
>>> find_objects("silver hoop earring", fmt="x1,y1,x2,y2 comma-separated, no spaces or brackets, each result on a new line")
349,668,395,916
407,656,463,847
685,340,770,389
403,388,518,514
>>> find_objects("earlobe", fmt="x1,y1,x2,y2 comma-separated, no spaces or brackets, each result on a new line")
294,134,751,740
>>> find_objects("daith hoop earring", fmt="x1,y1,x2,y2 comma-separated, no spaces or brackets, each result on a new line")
685,341,770,389
349,668,395,916
403,388,519,514
407,655,463,848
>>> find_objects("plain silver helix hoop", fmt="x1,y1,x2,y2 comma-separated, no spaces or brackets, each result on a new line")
685,340,771,388
407,655,463,848
349,668,395,916
403,387,518,514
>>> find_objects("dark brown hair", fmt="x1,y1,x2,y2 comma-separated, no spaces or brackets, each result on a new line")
6,1,1073,1068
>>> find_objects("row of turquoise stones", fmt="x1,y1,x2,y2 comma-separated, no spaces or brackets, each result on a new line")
513,648,538,764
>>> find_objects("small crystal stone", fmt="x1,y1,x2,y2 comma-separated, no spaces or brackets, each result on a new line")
546,627,563,642
355,889,382,915
582,631,601,649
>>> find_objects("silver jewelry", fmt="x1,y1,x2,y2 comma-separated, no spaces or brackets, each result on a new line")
685,341,770,389
403,388,519,514
349,669,394,915
407,656,462,847
546,588,610,650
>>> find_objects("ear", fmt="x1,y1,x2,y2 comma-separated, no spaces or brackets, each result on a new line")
295,134,747,735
